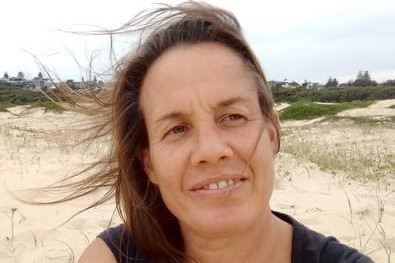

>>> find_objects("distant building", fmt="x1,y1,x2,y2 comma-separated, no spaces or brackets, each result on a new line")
302,82,321,89
0,73,105,92
0,77,9,85
33,77,51,90
8,77,26,87
287,81,301,89
267,80,301,89
66,79,76,89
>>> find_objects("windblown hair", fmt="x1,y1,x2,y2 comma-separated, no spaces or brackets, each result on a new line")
40,1,280,262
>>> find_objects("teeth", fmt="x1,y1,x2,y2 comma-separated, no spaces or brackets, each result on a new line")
208,183,218,190
217,181,228,189
203,179,236,190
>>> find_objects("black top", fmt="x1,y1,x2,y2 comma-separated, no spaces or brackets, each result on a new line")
98,211,374,263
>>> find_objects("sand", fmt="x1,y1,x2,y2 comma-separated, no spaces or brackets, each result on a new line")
1,100,394,262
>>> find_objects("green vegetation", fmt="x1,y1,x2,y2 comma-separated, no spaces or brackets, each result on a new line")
29,101,64,113
0,85,63,113
322,116,386,127
272,85,395,103
282,139,393,182
0,85,47,103
280,100,373,120
0,102,12,112
281,119,394,182
346,116,383,127
389,104,395,109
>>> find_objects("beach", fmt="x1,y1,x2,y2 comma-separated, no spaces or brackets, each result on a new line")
1,100,394,262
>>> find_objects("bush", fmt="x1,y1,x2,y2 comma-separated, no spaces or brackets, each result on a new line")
271,85,395,103
280,101,373,120
0,85,63,112
0,102,12,112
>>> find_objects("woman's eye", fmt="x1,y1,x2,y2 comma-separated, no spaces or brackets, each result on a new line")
228,114,243,121
165,125,189,137
221,114,246,126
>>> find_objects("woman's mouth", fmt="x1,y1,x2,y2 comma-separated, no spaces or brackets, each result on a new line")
191,176,247,198
202,178,238,190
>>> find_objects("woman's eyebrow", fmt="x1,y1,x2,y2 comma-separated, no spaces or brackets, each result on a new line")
216,96,250,108
154,111,185,124
154,96,251,124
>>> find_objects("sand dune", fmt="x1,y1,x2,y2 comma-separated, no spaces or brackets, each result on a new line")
1,100,394,262
337,99,395,119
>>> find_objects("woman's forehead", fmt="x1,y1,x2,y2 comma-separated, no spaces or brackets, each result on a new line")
140,42,258,117
143,42,252,87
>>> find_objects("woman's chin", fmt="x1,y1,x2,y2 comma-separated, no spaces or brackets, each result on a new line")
184,210,254,237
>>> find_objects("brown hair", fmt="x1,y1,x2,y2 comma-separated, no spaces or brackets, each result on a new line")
39,1,280,262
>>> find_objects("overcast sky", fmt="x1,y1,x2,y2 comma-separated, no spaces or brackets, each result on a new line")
1,0,394,83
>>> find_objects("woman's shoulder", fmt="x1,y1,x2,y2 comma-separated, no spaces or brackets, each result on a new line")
78,238,117,263
273,211,374,263
79,224,148,263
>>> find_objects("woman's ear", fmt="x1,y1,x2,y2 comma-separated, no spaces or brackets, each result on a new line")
140,149,158,184
268,111,280,155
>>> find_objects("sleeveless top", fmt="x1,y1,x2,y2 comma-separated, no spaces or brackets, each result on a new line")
98,211,374,263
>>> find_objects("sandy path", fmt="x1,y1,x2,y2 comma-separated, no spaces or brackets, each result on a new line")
337,99,395,118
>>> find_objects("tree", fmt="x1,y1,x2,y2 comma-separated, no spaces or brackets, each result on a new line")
37,72,43,79
333,78,339,87
383,79,395,86
3,72,9,79
356,71,364,80
17,71,25,79
325,76,338,88
325,77,332,87
362,71,371,81
353,70,376,87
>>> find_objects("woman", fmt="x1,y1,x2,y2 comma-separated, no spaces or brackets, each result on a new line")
75,2,373,262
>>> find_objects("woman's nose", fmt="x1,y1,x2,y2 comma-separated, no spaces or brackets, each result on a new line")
190,123,234,166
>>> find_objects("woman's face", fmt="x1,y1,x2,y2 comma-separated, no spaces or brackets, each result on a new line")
140,42,278,238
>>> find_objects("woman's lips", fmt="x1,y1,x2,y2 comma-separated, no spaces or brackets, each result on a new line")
190,174,246,191
191,176,247,198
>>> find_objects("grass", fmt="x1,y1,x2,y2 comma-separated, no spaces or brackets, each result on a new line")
280,100,373,120
0,86,64,113
389,104,395,109
29,101,64,113
0,102,12,112
0,100,64,113
281,121,394,182
324,116,387,127
347,117,384,127
283,141,393,182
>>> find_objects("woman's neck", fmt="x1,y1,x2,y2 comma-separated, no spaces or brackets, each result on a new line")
182,212,292,263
